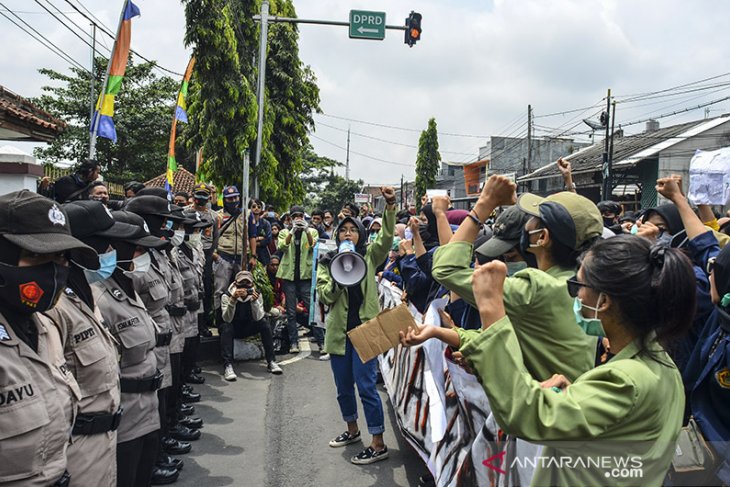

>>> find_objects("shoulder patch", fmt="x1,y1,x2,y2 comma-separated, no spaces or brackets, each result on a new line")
63,287,76,297
716,368,730,389
0,324,10,341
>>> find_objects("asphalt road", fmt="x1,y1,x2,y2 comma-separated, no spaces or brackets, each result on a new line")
177,339,426,487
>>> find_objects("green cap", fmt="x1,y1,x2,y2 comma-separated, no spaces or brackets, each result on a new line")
517,192,603,250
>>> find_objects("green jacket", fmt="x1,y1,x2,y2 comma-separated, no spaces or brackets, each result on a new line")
461,316,683,487
317,208,395,356
434,241,595,381
276,227,319,281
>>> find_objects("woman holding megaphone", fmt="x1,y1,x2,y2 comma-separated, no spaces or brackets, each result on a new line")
317,186,396,465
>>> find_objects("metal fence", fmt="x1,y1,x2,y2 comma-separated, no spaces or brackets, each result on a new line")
41,165,125,197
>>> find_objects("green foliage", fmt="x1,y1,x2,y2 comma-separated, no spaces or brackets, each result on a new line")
317,177,364,214
414,118,442,209
182,0,320,206
32,59,180,184
251,260,273,311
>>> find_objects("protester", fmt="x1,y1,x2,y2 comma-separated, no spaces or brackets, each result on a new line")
367,217,382,245
250,198,272,265
322,210,335,238
174,192,189,207
317,186,396,465
124,181,144,199
220,271,282,380
50,159,101,203
401,235,695,486
432,175,602,381
89,180,110,204
311,209,327,238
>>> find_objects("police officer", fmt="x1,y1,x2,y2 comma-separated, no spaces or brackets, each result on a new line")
188,183,220,336
179,210,211,386
124,196,200,458
0,190,91,487
93,209,177,485
44,200,132,486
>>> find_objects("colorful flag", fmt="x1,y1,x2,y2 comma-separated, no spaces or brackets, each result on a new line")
91,0,140,143
166,57,196,192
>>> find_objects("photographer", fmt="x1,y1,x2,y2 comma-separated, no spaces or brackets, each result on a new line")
276,205,319,353
220,271,283,380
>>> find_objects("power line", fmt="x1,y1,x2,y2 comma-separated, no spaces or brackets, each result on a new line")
310,134,414,168
615,71,730,102
0,2,89,73
315,120,475,156
316,113,489,139
32,0,107,55
62,0,184,77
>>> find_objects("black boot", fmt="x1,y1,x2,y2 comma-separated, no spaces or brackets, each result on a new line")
178,416,203,429
181,390,201,403
170,424,201,441
161,436,192,455
157,453,184,471
192,366,202,374
185,373,205,384
178,403,195,416
151,466,179,485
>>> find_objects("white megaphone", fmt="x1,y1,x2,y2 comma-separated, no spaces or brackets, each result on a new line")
329,240,367,287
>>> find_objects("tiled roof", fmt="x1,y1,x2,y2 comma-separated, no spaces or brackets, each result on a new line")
144,167,197,195
0,85,66,142
519,116,730,181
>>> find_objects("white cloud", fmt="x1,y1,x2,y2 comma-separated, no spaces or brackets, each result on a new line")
2,0,729,185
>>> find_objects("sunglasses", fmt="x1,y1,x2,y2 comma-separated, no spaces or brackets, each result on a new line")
566,274,589,298
707,256,717,275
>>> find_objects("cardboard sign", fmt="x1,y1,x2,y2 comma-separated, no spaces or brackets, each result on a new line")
687,148,730,205
347,303,415,363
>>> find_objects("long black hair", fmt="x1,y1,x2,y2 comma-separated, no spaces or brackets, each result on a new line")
580,235,696,352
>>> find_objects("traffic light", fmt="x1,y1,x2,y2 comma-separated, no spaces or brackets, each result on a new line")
404,11,422,47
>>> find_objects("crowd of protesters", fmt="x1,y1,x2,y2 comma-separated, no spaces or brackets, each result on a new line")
2,155,729,486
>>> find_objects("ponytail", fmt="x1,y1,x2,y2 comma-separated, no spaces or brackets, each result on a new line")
581,235,696,352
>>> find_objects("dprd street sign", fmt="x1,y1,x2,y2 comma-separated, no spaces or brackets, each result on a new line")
349,10,386,40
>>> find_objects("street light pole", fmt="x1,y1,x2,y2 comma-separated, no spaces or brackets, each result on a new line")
601,89,612,200
253,0,269,200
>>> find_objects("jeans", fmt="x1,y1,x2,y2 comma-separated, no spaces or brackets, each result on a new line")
330,338,385,435
219,316,276,365
282,279,311,346
213,256,240,310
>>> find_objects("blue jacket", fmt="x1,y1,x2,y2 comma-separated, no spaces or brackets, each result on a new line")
398,248,446,314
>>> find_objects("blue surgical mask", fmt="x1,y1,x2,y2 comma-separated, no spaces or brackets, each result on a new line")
656,231,672,247
573,295,605,336
81,249,117,284
506,261,528,276
164,220,174,231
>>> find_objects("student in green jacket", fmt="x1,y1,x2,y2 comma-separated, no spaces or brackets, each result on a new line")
316,186,396,465
402,235,695,486
431,175,603,381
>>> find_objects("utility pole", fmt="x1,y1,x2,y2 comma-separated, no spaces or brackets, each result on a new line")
526,104,532,191
345,126,351,181
608,100,616,183
601,89,612,200
88,22,96,147
400,174,404,207
252,0,270,200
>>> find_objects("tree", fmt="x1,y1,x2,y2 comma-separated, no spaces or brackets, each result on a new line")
414,118,441,208
33,59,180,183
317,176,363,214
300,145,342,197
182,0,320,207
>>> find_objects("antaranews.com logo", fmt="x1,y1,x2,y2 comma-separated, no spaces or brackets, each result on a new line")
483,451,644,479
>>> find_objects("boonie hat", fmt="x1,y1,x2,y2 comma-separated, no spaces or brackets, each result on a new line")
125,195,186,222
517,191,603,250
182,210,212,229
476,205,531,258
136,187,172,200
0,190,99,269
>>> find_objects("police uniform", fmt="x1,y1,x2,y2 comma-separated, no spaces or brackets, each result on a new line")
43,290,121,487
92,279,160,445
0,312,80,487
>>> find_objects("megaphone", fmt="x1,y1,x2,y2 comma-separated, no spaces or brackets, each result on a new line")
329,240,367,287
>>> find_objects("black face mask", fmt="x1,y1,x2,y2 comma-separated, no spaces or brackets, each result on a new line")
194,197,208,207
0,261,70,315
224,201,241,216
602,217,616,227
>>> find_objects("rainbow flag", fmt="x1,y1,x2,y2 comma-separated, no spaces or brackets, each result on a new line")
91,0,140,143
166,57,195,192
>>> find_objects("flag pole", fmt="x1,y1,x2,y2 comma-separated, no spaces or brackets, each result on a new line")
89,0,129,159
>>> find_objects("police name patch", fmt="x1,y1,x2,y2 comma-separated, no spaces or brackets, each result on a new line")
73,327,96,344
0,384,34,406
716,368,730,389
0,324,9,341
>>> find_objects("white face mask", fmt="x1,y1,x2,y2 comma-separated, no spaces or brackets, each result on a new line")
171,229,185,247
119,251,151,277
186,233,202,249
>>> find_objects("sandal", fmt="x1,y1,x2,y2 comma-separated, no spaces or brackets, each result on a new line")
351,446,389,465
328,430,361,448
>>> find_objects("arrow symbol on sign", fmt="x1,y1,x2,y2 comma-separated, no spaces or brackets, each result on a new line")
358,26,379,34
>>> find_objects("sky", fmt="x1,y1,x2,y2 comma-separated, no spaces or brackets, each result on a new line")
1,0,730,185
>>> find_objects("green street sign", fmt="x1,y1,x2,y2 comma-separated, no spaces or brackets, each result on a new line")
349,10,386,40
